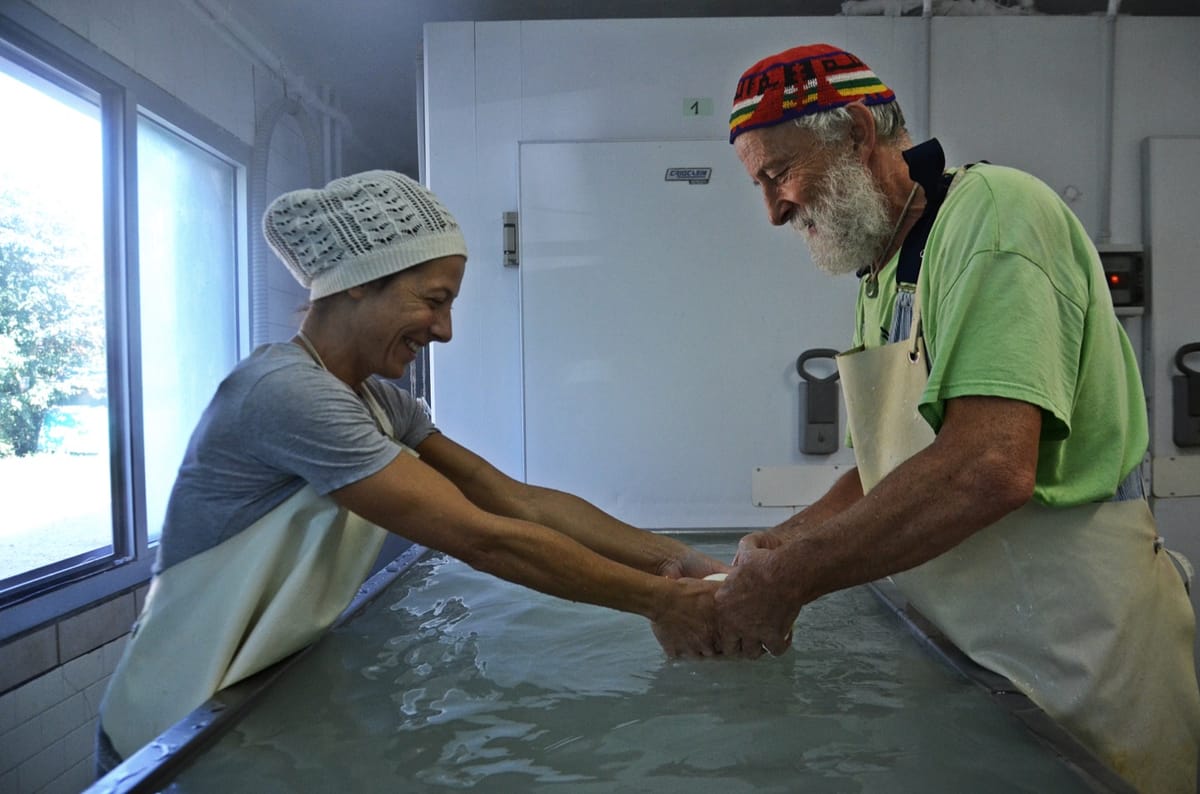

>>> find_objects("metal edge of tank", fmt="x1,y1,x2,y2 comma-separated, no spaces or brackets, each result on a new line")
867,577,1138,794
81,542,430,794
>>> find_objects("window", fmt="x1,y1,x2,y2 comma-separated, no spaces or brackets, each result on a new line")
0,16,247,628
0,49,111,590
137,116,241,543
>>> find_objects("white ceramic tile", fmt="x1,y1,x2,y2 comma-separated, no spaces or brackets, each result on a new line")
43,758,94,794
16,733,66,793
88,15,135,68
171,9,211,103
0,627,57,694
94,0,135,31
57,595,135,662
20,669,68,721
41,758,94,794
99,636,128,675
64,719,96,769
30,0,89,37
198,36,255,145
130,0,181,97
0,718,41,774
60,646,105,693
82,677,109,716
39,693,87,746
0,686,28,735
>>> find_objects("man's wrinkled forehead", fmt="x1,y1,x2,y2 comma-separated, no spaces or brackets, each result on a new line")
735,123,824,177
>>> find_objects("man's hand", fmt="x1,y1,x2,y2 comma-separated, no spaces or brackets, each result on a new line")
732,529,785,565
715,547,799,658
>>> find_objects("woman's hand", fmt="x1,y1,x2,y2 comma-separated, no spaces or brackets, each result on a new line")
657,548,732,580
649,577,723,658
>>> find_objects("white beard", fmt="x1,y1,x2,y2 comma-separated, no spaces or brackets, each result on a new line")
792,152,894,276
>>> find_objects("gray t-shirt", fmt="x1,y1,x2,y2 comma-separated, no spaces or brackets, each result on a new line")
155,343,438,573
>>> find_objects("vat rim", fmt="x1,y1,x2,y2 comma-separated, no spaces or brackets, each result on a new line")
86,532,1135,794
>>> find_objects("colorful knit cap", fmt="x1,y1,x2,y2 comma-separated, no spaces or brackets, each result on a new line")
729,44,895,144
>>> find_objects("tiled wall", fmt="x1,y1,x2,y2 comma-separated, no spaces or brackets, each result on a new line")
0,587,146,793
0,1,339,791
262,111,320,344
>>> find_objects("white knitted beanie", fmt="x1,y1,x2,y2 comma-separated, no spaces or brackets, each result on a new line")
263,170,468,299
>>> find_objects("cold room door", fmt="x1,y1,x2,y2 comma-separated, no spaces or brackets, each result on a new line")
518,139,857,528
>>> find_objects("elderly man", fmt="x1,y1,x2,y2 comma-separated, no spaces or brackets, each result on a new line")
716,43,1200,791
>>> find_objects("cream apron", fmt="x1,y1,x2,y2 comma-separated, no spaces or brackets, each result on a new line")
836,291,1200,792
99,386,403,760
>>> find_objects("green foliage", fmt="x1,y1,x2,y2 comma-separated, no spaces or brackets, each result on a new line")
0,189,104,456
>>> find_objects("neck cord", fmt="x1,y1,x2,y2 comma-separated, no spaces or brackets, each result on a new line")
864,182,920,299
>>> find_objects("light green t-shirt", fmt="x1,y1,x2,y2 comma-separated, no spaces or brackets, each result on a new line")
852,163,1146,507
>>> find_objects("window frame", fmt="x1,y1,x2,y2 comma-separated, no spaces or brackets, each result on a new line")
0,6,251,641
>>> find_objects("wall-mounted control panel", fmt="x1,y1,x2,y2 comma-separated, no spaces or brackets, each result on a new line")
1098,248,1144,308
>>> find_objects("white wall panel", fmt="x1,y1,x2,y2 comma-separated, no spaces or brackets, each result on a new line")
518,18,927,145
1145,137,1200,472
469,21,526,478
520,140,855,527
930,17,1106,238
1111,18,1200,246
424,22,523,470
1145,138,1200,639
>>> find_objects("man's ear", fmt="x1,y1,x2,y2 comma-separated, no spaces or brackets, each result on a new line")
845,100,876,162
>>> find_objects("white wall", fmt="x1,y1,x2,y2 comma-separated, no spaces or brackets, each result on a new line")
29,0,256,142
1112,20,1200,246
930,17,1108,237
1144,137,1200,653
424,16,1200,528
261,110,320,342
426,17,931,483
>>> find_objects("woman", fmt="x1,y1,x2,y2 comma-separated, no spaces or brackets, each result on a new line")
97,171,728,773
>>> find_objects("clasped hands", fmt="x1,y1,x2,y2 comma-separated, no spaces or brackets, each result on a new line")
651,531,799,659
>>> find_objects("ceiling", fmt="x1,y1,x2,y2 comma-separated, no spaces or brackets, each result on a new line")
219,0,1198,174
